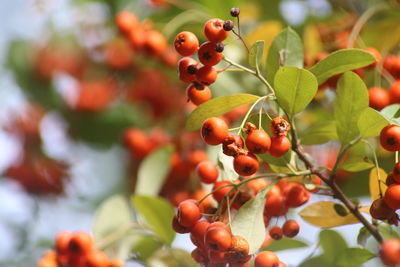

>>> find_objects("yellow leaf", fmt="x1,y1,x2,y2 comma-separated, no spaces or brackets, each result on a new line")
299,201,359,228
245,21,282,62
369,167,387,201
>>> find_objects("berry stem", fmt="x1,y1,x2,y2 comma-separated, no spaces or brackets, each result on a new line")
236,96,266,135
363,139,384,198
330,136,362,181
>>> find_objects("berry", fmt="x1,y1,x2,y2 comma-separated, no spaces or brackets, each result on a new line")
269,136,291,157
393,162,400,183
196,65,218,85
177,199,201,227
245,129,271,154
196,161,219,184
285,184,310,208
224,235,250,263
214,42,225,53
204,18,229,43
269,226,283,240
191,248,208,264
265,187,287,217
201,117,229,145
68,231,93,256
364,47,381,68
368,87,390,111
380,239,400,266
223,20,234,31
178,57,198,83
86,250,109,267
230,8,240,17
174,31,199,56
55,231,71,255
255,251,280,267
205,226,232,251
172,215,191,233
370,198,395,220
384,184,400,210
212,181,234,202
270,117,291,136
389,80,400,104
233,153,259,176
387,172,396,186
380,125,400,152
282,220,300,238
223,134,245,157
190,220,210,247
115,11,138,34
186,83,211,106
198,41,223,66
143,30,167,56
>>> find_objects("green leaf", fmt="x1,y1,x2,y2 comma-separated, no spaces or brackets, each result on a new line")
357,227,371,247
265,237,308,252
266,27,304,86
136,145,174,196
274,66,318,116
358,107,389,138
378,224,400,239
336,247,375,267
319,229,348,264
339,157,374,172
309,49,375,84
249,40,265,68
93,195,131,241
132,195,175,245
258,150,291,167
300,121,338,145
147,248,197,267
185,94,260,131
231,183,276,254
300,256,330,267
334,71,369,144
381,104,400,119
117,233,163,261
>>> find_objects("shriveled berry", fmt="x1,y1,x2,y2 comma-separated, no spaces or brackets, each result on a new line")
230,8,240,17
205,226,232,251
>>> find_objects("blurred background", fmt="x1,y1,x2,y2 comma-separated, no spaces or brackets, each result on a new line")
0,0,400,266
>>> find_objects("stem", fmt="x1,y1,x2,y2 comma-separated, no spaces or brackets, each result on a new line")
330,136,362,180
223,57,256,74
236,96,266,135
363,140,384,198
232,29,249,53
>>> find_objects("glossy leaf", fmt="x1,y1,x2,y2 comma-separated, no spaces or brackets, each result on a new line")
136,145,174,196
334,71,369,144
299,201,359,227
185,94,260,131
358,107,389,137
93,195,131,241
369,168,387,201
132,195,175,245
340,157,374,172
231,183,275,254
274,66,318,116
249,40,265,68
319,229,348,264
300,121,338,145
336,247,375,267
309,49,375,84
266,27,304,86
265,237,308,252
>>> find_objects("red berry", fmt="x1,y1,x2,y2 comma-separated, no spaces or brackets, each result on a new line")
174,31,199,56
380,239,400,266
68,231,93,256
177,199,201,227
172,215,191,233
364,47,381,68
196,161,219,184
255,251,280,267
186,83,212,106
196,65,218,85
204,19,229,42
115,11,138,34
178,57,198,83
198,41,223,66
368,87,390,111
269,136,291,157
245,129,271,154
233,153,259,176
380,125,400,152
269,226,283,240
384,184,400,210
205,226,232,251
86,250,109,267
201,117,229,145
389,80,400,104
282,220,300,238
212,181,234,202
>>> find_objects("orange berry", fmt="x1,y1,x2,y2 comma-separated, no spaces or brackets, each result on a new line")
205,226,232,251
68,231,93,256
245,129,271,154
174,31,199,56
369,87,390,111
380,239,400,266
186,83,212,106
115,11,138,34
196,65,218,85
196,161,219,184
384,184,400,210
177,199,201,227
204,19,229,42
255,251,280,267
269,136,291,157
198,41,223,66
269,226,283,240
282,220,300,238
201,117,229,145
380,125,400,152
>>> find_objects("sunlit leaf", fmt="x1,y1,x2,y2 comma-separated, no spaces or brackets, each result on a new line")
339,157,374,172
274,66,318,116
369,168,387,201
381,104,400,119
334,71,369,144
132,195,175,245
319,229,348,264
185,94,260,131
309,49,375,85
358,107,389,138
299,201,359,227
265,237,308,252
336,247,375,267
136,145,174,196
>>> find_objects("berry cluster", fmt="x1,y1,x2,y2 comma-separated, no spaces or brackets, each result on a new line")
369,80,400,111
38,231,123,267
174,14,235,105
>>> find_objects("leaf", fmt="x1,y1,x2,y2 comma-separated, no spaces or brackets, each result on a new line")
300,121,338,145
379,224,400,239
319,229,348,264
231,183,276,254
333,203,348,216
309,49,375,84
336,247,375,267
339,157,374,172
147,248,197,267
381,104,400,119
334,71,369,144
249,40,265,68
136,145,174,196
266,27,304,86
132,195,175,245
274,66,318,116
299,201,360,228
300,256,330,267
258,150,291,167
185,94,260,131
265,237,308,252
369,168,387,201
357,227,371,247
217,149,238,181
358,107,389,138
117,233,163,261
93,195,131,241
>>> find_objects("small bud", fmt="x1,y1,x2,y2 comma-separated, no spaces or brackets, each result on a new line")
223,20,234,31
214,43,224,53
230,7,240,17
187,64,198,75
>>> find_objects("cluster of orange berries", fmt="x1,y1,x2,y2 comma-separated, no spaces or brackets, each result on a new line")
116,11,177,67
368,80,400,111
38,231,123,267
174,11,240,105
